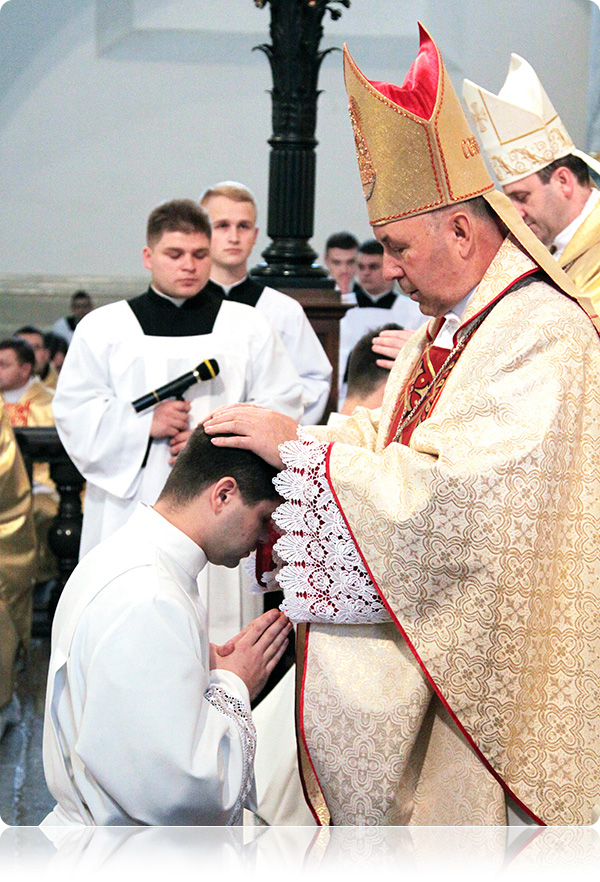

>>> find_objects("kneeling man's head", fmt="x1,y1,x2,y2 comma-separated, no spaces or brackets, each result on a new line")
155,425,280,568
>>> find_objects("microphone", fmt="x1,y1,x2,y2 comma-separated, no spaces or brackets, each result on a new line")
132,359,220,413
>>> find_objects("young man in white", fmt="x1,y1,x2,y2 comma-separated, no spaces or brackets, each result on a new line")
53,199,303,562
200,182,332,425
338,239,424,405
42,425,292,826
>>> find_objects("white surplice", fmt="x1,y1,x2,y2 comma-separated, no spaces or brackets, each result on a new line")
52,297,303,558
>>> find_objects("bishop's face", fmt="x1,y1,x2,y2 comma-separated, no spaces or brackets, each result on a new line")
143,230,212,299
374,211,465,318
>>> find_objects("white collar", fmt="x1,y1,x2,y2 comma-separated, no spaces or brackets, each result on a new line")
434,286,477,349
211,275,248,296
135,504,207,582
1,376,35,403
552,189,600,260
150,285,187,308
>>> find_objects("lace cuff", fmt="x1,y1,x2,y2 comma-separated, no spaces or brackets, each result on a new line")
272,433,390,624
204,684,257,826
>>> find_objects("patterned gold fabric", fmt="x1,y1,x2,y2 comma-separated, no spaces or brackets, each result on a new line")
3,379,58,583
0,401,36,707
4,377,55,492
302,238,600,825
560,199,600,316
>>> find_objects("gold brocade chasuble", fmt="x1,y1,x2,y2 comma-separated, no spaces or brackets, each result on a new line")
297,238,600,826
560,198,600,317
0,401,36,708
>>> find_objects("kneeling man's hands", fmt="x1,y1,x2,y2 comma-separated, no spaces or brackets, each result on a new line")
211,609,292,701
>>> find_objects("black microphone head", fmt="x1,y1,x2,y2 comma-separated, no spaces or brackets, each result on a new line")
195,359,220,381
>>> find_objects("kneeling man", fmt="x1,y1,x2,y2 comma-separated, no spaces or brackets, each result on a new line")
42,426,291,826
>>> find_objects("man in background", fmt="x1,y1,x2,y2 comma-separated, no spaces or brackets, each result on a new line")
338,239,423,406
14,326,57,390
52,290,94,345
463,54,600,310
200,182,332,425
0,400,36,742
336,323,402,419
323,231,359,303
0,338,58,590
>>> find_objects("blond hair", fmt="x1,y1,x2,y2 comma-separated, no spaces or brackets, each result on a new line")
200,181,257,217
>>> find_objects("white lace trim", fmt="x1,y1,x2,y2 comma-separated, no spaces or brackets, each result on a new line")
243,551,282,595
204,685,256,826
272,434,391,624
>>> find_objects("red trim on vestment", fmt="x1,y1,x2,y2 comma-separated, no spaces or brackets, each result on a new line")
323,418,544,825
387,267,540,447
449,269,539,347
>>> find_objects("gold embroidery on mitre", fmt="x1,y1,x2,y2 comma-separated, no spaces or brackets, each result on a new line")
548,122,571,154
461,136,481,159
349,96,376,201
490,139,562,182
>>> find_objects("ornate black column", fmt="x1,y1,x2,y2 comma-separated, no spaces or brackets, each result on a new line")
251,0,350,287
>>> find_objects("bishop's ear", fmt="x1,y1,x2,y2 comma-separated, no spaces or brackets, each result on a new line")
449,210,476,258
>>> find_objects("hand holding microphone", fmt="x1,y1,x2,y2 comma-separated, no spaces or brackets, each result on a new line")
132,359,219,413
131,359,220,443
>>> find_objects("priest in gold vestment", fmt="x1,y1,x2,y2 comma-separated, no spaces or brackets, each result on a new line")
0,337,58,585
463,54,600,315
0,400,36,739
204,25,600,826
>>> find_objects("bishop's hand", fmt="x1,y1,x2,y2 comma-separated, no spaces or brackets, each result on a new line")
202,403,299,469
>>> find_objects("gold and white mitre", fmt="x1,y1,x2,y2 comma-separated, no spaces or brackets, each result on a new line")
462,54,600,186
343,23,599,329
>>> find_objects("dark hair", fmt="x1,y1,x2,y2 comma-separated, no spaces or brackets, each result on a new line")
325,231,359,252
536,154,590,187
158,425,280,508
45,332,69,358
346,323,402,397
146,199,212,247
0,337,36,368
358,239,383,256
71,290,91,304
14,325,44,340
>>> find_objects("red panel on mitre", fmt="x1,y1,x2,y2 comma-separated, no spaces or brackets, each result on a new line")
370,24,439,121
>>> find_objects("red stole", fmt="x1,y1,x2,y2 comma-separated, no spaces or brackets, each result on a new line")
386,317,451,446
